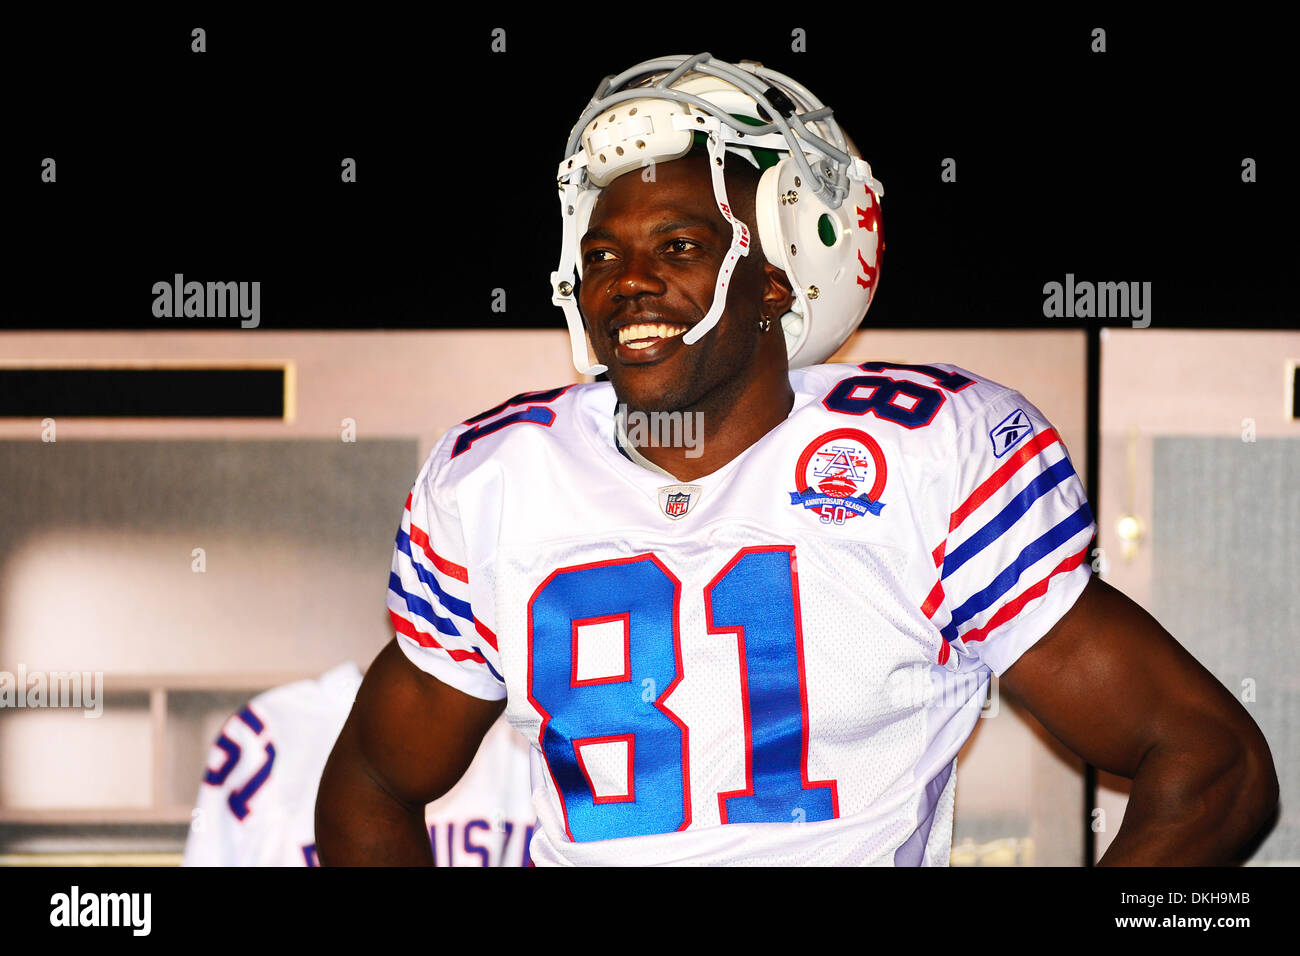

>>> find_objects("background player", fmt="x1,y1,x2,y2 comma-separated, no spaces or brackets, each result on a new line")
185,661,534,866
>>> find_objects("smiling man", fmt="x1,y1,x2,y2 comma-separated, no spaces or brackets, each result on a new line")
317,54,1277,866
581,147,795,481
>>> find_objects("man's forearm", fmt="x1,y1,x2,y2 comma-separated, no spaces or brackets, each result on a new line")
315,733,434,866
1097,730,1277,866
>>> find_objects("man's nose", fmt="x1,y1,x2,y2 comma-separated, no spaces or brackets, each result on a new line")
609,249,667,299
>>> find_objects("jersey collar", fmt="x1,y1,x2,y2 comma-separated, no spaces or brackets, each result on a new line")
591,369,822,485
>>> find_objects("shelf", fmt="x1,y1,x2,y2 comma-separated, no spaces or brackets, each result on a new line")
0,852,183,867
0,806,195,825
101,673,318,692
0,673,323,833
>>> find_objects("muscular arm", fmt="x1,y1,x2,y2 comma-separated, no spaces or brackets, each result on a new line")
315,639,506,865
1000,576,1278,865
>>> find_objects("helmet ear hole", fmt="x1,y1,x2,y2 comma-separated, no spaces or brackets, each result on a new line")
817,214,838,247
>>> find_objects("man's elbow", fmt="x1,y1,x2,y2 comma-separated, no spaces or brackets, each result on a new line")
1189,718,1280,859
1229,735,1280,845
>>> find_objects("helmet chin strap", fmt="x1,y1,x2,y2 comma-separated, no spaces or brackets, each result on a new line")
551,176,607,377
682,129,751,347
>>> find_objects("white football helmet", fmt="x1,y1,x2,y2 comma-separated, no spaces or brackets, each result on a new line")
551,53,884,376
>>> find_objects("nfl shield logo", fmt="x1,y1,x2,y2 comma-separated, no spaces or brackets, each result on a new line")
657,483,703,520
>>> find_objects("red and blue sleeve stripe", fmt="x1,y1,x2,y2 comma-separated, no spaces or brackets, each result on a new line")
939,455,1081,580
388,571,462,637
938,502,1093,644
924,426,1094,656
394,528,474,628
388,501,504,682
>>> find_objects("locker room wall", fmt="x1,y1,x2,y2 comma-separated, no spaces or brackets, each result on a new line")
0,330,582,671
1096,330,1299,864
0,330,580,853
0,328,1087,862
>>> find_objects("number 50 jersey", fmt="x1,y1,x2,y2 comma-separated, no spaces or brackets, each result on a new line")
389,362,1095,866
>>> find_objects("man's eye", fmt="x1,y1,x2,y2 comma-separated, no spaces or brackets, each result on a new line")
665,239,699,253
583,249,614,264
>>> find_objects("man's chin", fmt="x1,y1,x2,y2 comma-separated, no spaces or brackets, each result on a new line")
607,373,691,417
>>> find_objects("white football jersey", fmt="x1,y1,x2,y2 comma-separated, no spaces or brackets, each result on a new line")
182,662,536,866
388,362,1095,866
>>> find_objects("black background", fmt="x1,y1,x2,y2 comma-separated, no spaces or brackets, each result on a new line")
0,862,1283,940
6,10,1294,332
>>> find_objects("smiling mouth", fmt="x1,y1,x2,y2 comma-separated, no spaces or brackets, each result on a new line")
616,322,690,349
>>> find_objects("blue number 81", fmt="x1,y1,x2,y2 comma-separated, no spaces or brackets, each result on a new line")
527,547,838,843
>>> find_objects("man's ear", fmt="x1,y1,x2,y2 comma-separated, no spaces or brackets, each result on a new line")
761,263,795,318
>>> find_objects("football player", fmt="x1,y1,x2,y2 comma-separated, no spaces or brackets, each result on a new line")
317,54,1277,865
184,663,535,866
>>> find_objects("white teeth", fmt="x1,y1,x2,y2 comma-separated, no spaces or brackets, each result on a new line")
618,323,687,346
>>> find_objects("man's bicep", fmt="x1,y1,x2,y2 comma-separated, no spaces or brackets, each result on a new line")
999,576,1255,779
346,638,506,807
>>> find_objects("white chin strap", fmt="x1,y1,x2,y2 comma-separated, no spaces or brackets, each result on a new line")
551,152,607,376
681,124,751,347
